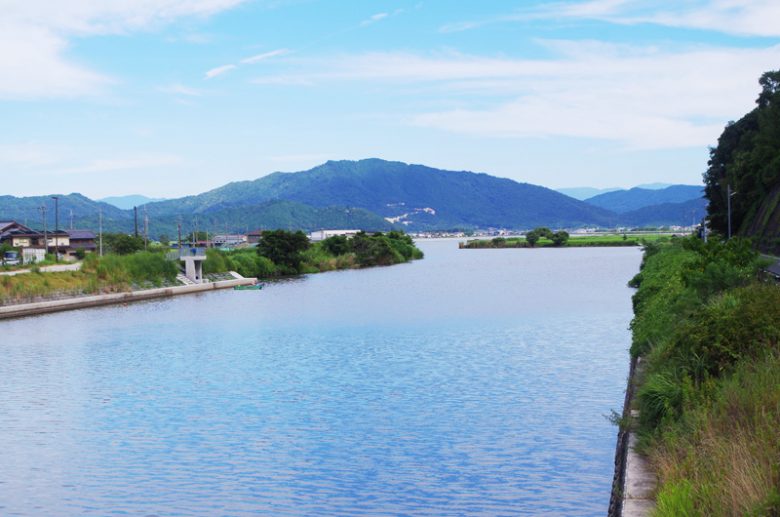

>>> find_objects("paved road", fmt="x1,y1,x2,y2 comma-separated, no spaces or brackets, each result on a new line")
0,262,82,276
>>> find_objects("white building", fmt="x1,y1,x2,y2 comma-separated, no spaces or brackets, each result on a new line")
309,229,361,242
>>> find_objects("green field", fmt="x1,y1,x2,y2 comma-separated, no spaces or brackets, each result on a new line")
460,232,675,249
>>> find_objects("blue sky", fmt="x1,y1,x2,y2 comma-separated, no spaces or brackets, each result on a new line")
2,0,780,198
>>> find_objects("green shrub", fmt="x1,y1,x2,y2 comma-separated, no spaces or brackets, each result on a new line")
203,249,229,274
321,235,350,256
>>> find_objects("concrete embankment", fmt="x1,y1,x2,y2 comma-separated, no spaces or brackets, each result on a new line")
608,357,657,516
0,275,257,321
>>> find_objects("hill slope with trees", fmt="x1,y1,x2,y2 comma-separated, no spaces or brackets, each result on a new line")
704,70,780,251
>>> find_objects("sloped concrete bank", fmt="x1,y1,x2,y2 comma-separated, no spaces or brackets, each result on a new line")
608,357,657,516
0,276,257,321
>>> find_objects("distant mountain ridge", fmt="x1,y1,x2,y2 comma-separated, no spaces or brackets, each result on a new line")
584,185,704,213
0,159,706,236
142,159,616,230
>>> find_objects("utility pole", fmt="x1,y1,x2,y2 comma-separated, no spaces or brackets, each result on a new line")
52,196,59,262
39,205,49,255
99,207,103,257
727,184,737,240
69,209,74,230
143,206,149,250
177,217,182,249
134,206,139,238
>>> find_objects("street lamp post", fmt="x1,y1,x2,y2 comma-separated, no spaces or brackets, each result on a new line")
727,184,737,240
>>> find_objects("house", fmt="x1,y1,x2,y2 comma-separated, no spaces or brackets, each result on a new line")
0,221,35,246
66,230,97,258
0,221,95,261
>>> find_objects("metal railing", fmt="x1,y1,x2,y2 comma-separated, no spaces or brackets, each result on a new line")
167,247,207,260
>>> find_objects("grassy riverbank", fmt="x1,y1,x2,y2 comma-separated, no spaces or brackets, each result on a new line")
1,231,423,306
0,252,178,306
628,236,780,515
205,230,423,278
460,233,669,249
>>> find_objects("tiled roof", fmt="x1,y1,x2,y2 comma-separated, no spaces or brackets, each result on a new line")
68,229,96,240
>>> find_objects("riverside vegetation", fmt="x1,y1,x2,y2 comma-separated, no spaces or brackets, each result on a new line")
627,236,779,515
203,230,423,278
460,229,669,249
0,230,422,306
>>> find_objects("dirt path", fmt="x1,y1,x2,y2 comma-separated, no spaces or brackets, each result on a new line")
0,262,82,276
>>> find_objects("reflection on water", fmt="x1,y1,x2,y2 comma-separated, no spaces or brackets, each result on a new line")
0,240,641,516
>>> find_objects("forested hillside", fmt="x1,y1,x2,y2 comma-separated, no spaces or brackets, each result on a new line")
704,70,780,251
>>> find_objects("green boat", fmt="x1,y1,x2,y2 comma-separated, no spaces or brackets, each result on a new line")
234,283,264,291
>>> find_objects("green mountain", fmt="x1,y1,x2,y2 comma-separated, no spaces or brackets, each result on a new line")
0,193,130,232
585,185,704,213
2,159,708,236
143,159,616,230
704,70,780,251
619,198,708,228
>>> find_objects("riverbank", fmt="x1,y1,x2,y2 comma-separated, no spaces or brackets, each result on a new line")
0,274,256,320
460,233,670,249
613,236,780,515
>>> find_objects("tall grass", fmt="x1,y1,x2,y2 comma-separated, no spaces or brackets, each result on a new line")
628,237,779,515
0,251,178,305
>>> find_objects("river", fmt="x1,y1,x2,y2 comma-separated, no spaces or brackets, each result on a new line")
0,240,641,516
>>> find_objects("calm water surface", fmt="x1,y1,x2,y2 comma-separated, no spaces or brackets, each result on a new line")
0,240,641,516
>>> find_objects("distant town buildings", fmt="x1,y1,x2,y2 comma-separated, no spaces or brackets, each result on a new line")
0,221,96,262
309,229,361,242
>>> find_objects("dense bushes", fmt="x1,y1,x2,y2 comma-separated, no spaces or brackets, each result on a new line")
628,236,779,513
200,230,423,279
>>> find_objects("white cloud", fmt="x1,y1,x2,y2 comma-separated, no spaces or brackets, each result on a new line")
443,0,780,37
250,42,780,149
241,48,291,64
205,64,237,79
360,12,389,26
0,1,247,99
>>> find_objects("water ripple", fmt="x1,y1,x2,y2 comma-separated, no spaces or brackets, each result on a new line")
0,242,641,516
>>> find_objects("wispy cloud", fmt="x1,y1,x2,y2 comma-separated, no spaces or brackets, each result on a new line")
241,48,291,64
0,1,248,99
205,64,237,79
249,42,780,149
359,9,405,27
441,0,780,37
360,12,389,26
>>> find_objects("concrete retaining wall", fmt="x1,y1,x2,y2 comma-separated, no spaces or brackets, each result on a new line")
608,356,657,516
0,277,257,321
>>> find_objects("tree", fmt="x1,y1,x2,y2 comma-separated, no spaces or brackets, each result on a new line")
321,235,350,256
350,232,404,266
104,233,144,255
536,227,554,240
525,230,540,247
703,69,780,241
257,229,310,274
550,230,570,246
158,234,171,247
